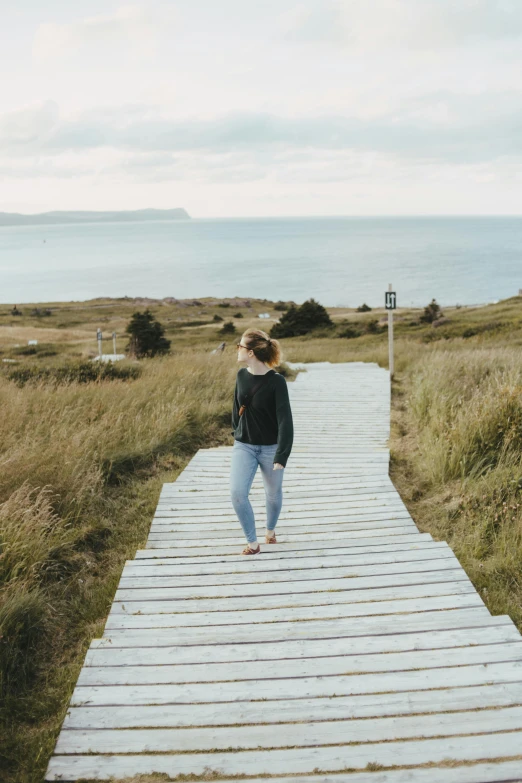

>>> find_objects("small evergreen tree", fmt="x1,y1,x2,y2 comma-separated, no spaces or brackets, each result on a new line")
219,321,236,335
213,314,224,322
125,309,171,358
270,298,333,338
420,299,443,324
357,303,372,312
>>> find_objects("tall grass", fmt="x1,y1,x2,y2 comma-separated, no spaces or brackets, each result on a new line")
391,346,522,632
0,351,237,782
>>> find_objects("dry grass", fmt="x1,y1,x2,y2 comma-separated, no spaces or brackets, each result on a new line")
0,351,237,782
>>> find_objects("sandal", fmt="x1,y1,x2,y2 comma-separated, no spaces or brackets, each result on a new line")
242,544,260,555
265,533,277,544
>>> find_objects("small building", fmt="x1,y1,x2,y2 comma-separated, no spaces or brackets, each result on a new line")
258,312,271,319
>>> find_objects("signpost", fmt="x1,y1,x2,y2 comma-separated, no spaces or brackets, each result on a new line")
385,284,396,378
97,328,103,359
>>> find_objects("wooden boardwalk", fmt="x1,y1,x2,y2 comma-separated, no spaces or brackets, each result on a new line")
46,362,522,782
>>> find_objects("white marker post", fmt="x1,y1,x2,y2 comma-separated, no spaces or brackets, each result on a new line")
385,283,396,379
97,328,103,359
112,331,117,355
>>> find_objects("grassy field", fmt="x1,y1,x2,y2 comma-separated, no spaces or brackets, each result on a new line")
1,293,522,782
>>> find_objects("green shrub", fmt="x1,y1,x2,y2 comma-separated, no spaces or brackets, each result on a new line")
357,303,372,312
213,314,224,322
219,321,236,335
218,302,230,308
420,298,443,324
7,361,141,387
271,298,333,338
233,312,243,318
338,325,362,339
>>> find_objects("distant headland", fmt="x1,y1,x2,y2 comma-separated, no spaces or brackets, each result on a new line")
0,208,191,227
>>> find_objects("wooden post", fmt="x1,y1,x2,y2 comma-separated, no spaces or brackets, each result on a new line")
97,328,102,359
388,283,394,379
112,332,117,355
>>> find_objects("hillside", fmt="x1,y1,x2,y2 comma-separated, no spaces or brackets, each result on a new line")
0,208,190,227
1,294,522,782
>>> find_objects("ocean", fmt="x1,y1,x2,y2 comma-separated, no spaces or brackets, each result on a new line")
1,216,521,308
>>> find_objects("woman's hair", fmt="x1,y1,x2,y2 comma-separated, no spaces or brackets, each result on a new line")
242,329,282,368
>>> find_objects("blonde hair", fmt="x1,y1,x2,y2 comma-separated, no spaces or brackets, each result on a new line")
242,329,282,368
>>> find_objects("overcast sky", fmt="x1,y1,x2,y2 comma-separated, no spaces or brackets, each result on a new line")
1,0,522,217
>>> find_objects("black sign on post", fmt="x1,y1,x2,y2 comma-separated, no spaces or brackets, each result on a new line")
385,291,397,310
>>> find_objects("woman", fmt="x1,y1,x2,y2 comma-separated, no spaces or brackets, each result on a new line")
230,329,294,555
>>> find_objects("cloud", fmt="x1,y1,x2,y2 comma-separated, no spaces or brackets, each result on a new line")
284,0,522,50
0,100,59,149
32,5,157,61
2,93,522,167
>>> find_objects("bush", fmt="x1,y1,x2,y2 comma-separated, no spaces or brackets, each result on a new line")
219,321,237,335
420,298,443,324
11,346,37,356
218,302,230,308
357,303,372,312
213,314,224,322
7,361,141,387
338,325,362,339
274,301,291,311
271,298,333,338
125,309,171,358
365,319,380,334
233,312,243,318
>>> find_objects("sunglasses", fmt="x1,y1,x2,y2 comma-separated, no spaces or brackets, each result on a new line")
236,343,250,350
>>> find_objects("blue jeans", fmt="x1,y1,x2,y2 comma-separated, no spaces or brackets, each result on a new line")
230,440,285,543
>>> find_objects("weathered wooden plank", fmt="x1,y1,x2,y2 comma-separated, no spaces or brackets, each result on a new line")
152,503,410,522
45,730,522,780
134,537,439,563
149,512,414,530
55,705,522,754
123,548,455,578
144,525,420,547
160,480,396,497
109,580,476,615
78,640,522,687
62,681,522,729
105,591,482,629
149,515,414,532
89,623,519,667
156,491,401,510
117,557,463,588
70,661,522,707
114,568,472,600
98,608,498,647
135,532,433,558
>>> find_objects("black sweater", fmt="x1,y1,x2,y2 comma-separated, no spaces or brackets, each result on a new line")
231,368,294,467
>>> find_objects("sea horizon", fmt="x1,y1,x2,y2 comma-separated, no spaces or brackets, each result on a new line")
2,214,521,308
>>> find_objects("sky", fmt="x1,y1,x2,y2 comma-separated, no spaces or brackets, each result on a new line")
1,0,522,217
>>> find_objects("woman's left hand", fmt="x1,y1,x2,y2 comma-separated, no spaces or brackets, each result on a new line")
273,463,285,470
